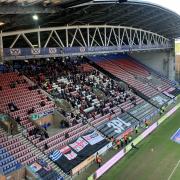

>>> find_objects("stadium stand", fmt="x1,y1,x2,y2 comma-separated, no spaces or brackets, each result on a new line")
27,159,64,180
128,102,159,123
0,72,55,142
0,128,36,175
0,0,180,179
106,54,172,92
127,55,178,87
88,54,179,107
0,55,177,178
13,60,143,153
88,54,178,93
89,55,160,98
97,112,140,139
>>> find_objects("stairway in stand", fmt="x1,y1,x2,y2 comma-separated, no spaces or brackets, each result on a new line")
14,126,72,180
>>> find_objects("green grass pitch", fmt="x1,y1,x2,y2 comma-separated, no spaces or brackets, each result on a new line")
100,109,180,180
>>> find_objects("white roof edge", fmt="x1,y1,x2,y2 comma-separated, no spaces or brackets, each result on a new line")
128,0,180,18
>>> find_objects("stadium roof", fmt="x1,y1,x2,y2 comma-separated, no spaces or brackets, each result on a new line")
0,0,180,39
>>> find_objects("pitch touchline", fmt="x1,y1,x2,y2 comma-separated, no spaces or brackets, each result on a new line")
167,159,180,180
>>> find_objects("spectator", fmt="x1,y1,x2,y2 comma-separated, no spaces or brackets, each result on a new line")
10,81,16,88
121,108,124,113
82,116,88,125
39,135,45,142
40,101,46,107
37,90,42,94
60,120,65,128
46,96,51,101
71,112,75,118
44,132,49,139
44,124,47,131
108,113,112,121
65,132,69,139
10,123,14,135
15,116,21,124
111,109,115,115
44,143,49,150
22,128,27,136
22,79,27,83
8,102,19,112
29,129,33,136
72,119,78,126
16,80,20,84
64,121,70,128
28,107,35,115
61,109,66,117
33,127,40,138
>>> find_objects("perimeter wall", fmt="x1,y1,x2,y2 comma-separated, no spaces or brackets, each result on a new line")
130,49,175,80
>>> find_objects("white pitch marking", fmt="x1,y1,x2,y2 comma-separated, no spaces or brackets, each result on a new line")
167,159,180,180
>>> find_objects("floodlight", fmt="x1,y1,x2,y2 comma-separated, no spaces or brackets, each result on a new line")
0,22,5,26
33,14,38,21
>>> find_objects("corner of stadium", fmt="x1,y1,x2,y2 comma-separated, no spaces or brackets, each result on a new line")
0,1,180,180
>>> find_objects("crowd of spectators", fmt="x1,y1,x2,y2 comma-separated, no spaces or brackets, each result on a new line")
16,58,138,130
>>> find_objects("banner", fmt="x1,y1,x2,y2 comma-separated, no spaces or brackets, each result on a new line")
49,130,108,173
3,45,170,60
71,155,95,175
64,150,77,161
49,48,57,54
69,137,88,152
10,48,21,56
151,94,170,106
97,113,139,140
30,162,42,172
82,131,104,145
92,103,180,180
28,159,63,180
107,118,131,134
171,128,180,144
87,46,117,52
30,108,54,121
49,150,62,162
60,146,77,160
96,142,112,155
128,102,159,122
95,148,125,179
31,48,41,55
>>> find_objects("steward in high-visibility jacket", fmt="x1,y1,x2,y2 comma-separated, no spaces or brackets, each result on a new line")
96,154,102,167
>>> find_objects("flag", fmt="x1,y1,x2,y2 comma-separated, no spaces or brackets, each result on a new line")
82,131,104,145
60,146,77,160
69,137,88,152
49,150,62,162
